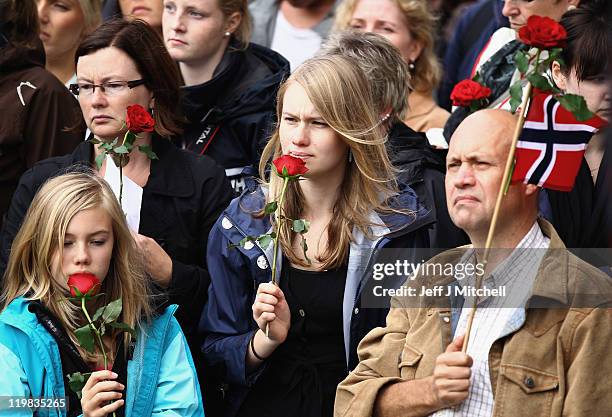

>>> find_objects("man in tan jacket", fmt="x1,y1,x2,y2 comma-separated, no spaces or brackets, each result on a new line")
335,109,612,417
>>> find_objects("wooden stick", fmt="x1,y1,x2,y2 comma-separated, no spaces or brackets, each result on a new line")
462,83,533,353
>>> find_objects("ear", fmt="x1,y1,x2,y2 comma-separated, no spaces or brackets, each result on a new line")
148,96,155,111
524,183,539,197
569,0,581,7
551,61,567,90
408,40,424,64
225,12,242,35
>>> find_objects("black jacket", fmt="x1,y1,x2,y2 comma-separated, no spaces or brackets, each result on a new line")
0,138,233,329
178,42,290,194
387,122,469,250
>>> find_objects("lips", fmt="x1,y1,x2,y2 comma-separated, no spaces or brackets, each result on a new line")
131,6,151,15
168,38,188,46
289,151,313,160
92,115,112,123
454,195,479,205
39,31,51,41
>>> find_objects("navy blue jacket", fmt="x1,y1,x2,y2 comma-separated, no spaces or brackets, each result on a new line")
199,182,435,416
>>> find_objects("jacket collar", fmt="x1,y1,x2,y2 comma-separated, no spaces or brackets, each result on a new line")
79,138,195,198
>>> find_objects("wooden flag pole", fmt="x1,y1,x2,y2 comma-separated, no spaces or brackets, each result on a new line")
461,82,533,353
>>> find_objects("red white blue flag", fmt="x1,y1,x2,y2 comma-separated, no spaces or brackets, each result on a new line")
511,91,606,192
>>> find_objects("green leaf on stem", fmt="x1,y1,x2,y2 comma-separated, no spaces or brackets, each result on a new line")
292,219,310,234
92,304,106,322
472,72,482,84
99,322,106,336
89,138,101,144
257,234,273,249
557,94,595,121
264,201,278,215
514,50,529,75
67,372,91,399
527,73,553,92
101,298,123,323
301,236,311,265
113,145,129,154
109,321,137,338
75,324,95,353
509,81,523,114
138,145,159,160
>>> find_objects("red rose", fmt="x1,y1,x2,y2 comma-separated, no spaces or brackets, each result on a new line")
450,79,492,107
67,273,100,298
126,104,155,133
272,155,308,177
518,15,567,49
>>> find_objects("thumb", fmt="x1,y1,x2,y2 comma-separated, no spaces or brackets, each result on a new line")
446,334,465,353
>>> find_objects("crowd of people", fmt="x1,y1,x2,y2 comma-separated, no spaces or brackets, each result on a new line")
0,0,610,416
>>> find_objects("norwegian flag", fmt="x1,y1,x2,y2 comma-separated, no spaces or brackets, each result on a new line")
511,91,606,192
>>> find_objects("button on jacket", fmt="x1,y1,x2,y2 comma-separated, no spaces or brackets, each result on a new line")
335,219,612,417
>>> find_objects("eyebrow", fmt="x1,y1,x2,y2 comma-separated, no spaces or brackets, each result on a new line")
75,76,131,83
282,111,325,121
65,230,111,238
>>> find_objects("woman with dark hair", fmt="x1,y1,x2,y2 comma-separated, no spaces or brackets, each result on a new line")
0,17,233,403
547,2,611,256
0,0,84,230
162,0,290,194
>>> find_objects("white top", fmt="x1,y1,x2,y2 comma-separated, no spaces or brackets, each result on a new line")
270,10,322,72
103,155,144,232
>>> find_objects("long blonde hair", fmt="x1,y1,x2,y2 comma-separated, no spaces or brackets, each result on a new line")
1,171,153,361
259,55,404,269
78,0,102,36
333,0,441,94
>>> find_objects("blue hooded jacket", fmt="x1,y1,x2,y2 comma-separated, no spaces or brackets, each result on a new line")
0,297,204,417
199,183,435,416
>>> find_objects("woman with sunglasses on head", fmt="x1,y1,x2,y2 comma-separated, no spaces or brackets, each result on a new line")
0,171,204,417
200,54,434,417
0,18,233,404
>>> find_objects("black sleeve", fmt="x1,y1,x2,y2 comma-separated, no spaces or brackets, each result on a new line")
167,161,234,329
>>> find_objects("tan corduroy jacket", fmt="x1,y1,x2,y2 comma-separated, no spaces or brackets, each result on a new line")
335,219,612,417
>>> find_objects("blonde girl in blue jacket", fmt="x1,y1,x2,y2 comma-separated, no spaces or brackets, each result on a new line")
0,172,204,417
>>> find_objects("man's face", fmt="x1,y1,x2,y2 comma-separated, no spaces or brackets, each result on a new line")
445,112,529,238
501,0,576,31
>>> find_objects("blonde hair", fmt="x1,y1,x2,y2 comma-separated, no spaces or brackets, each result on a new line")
219,0,251,47
1,171,153,361
77,0,102,36
333,0,441,94
259,55,404,269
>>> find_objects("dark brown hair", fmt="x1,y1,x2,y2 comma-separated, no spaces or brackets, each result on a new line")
75,19,183,137
559,2,611,81
0,0,39,47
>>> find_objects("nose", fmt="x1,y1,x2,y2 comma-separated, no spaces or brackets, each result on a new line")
452,162,476,188
89,86,108,108
501,0,518,18
37,2,49,24
291,123,310,147
74,243,91,266
171,13,186,33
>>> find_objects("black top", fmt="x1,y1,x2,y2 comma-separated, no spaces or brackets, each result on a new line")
238,261,348,417
29,302,128,417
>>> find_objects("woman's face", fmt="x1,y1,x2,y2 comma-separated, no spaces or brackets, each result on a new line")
52,207,114,291
279,82,349,180
119,0,164,30
553,62,612,122
37,0,86,61
76,47,154,141
162,0,231,65
348,0,422,63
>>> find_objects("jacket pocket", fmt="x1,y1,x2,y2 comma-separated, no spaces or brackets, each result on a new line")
398,343,423,380
497,364,558,416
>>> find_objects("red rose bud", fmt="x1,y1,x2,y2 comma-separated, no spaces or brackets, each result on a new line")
518,15,567,49
67,273,100,298
126,104,155,133
450,79,492,107
272,155,308,177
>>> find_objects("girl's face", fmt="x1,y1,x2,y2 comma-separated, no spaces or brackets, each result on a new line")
553,62,612,122
52,207,114,291
348,0,422,63
37,0,86,61
279,82,349,180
